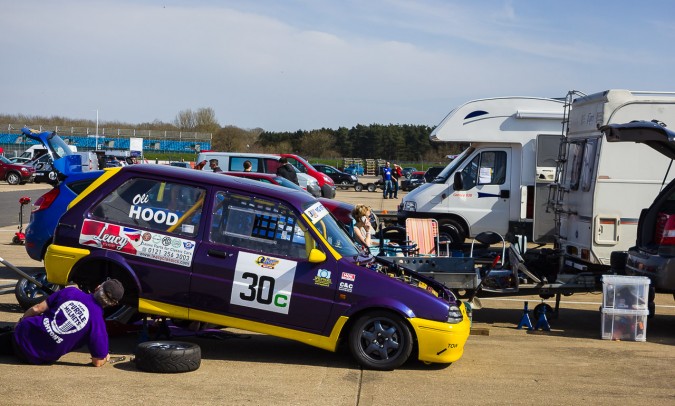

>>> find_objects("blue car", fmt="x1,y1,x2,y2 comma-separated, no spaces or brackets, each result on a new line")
25,170,102,261
343,164,364,176
20,127,103,261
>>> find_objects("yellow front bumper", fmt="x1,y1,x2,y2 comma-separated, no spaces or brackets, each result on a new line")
410,303,471,364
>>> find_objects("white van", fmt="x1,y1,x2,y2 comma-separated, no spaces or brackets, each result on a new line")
196,151,321,197
20,144,77,160
399,96,565,245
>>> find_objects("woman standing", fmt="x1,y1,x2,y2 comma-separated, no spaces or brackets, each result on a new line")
351,204,373,250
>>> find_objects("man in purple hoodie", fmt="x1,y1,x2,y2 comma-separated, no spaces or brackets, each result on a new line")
0,279,124,366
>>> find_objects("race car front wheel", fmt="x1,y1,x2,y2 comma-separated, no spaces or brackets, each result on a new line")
348,311,413,370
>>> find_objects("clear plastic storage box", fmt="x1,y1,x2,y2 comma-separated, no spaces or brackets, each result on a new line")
602,275,650,310
601,308,649,341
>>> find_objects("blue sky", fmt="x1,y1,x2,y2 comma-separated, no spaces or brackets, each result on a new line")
2,0,674,132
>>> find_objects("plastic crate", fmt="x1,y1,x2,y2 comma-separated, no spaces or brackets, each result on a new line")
602,275,650,310
601,308,649,341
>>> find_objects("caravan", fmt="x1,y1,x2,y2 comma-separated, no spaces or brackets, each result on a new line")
553,90,675,273
398,96,565,245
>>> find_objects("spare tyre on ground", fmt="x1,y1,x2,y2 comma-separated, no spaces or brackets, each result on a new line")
135,341,201,373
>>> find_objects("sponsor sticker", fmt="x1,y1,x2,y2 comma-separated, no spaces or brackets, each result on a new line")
230,252,296,314
313,269,332,287
339,281,353,293
341,272,355,282
79,219,195,267
303,202,329,224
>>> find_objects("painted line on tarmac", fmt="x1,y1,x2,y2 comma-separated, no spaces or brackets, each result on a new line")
478,296,675,309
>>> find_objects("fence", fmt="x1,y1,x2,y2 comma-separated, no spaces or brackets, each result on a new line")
0,124,212,156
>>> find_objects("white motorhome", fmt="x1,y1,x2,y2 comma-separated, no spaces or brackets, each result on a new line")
399,96,565,244
554,89,675,273
20,144,77,160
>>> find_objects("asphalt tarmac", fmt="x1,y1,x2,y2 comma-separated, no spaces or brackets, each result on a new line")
0,180,674,405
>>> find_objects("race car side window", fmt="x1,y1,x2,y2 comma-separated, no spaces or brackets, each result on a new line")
90,178,205,237
210,192,311,259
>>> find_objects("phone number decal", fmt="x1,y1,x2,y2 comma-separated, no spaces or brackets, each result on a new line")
79,219,195,267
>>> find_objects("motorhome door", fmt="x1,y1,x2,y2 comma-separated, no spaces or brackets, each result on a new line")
532,134,560,243
455,148,511,235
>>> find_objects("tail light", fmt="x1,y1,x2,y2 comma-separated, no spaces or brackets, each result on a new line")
32,187,60,213
653,212,675,246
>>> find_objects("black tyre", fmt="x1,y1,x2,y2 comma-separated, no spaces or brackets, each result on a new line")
348,311,413,370
11,235,22,245
135,341,201,373
354,183,364,192
438,219,466,248
6,172,20,185
533,303,555,320
367,184,376,192
15,273,61,310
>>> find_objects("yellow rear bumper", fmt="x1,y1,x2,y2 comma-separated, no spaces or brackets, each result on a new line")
44,244,90,285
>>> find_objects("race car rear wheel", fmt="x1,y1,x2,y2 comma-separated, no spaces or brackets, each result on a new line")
349,311,413,370
135,341,201,373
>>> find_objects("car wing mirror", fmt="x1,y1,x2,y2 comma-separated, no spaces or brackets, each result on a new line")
453,172,464,190
308,248,327,263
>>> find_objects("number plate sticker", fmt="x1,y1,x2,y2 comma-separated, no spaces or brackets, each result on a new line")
230,252,297,314
79,219,195,267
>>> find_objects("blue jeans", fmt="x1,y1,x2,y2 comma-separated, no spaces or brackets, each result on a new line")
390,180,398,198
383,180,393,198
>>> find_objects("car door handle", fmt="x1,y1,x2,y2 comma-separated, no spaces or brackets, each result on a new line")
208,249,233,258
57,222,77,229
500,190,510,198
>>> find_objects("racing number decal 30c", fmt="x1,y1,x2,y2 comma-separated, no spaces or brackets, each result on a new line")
230,252,297,314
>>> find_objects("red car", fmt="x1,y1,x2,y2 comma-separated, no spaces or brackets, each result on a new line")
0,155,35,185
224,171,353,225
279,154,336,199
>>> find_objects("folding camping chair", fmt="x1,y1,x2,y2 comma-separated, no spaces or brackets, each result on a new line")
405,218,442,256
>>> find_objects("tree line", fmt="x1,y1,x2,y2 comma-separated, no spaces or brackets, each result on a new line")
1,107,461,162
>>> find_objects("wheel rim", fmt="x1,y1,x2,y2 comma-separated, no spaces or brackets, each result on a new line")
7,173,18,184
22,273,53,298
357,317,402,361
146,342,193,351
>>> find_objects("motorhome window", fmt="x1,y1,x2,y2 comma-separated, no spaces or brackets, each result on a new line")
460,155,480,189
477,151,507,185
569,141,585,191
464,110,488,120
580,138,598,192
210,192,311,259
437,147,474,181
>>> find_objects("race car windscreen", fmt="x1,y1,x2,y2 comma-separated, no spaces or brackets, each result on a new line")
303,201,361,258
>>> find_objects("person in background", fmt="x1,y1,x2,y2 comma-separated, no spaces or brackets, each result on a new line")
351,204,372,251
243,160,252,172
276,157,299,185
390,164,403,199
194,160,208,170
209,159,223,173
0,279,125,366
381,162,393,199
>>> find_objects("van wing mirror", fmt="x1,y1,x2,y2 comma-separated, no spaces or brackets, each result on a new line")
308,248,327,263
453,172,464,190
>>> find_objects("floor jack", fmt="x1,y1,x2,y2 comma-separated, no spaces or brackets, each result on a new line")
12,196,31,245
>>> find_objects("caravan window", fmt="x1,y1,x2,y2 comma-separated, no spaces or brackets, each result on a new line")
569,141,584,191
580,138,598,192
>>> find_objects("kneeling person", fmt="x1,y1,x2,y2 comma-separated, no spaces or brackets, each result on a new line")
0,279,124,366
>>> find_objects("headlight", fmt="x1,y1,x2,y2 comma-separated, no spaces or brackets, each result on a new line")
350,175,357,181
308,180,319,186
20,168,28,173
403,201,417,211
447,305,463,324
322,174,332,184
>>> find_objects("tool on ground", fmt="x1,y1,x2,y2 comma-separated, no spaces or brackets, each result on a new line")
0,256,55,295
12,196,31,245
